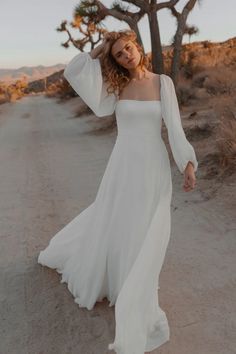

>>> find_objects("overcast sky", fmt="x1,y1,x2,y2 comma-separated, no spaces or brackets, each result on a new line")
1,0,235,69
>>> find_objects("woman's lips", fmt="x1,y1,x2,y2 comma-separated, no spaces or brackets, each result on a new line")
128,58,135,63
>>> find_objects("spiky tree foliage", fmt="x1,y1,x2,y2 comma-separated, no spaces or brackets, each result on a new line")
184,24,199,43
57,0,181,74
56,1,107,51
58,0,200,80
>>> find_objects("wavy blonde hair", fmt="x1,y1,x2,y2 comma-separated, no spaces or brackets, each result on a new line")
99,29,151,98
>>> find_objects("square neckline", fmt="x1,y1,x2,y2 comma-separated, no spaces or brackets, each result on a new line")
117,74,162,104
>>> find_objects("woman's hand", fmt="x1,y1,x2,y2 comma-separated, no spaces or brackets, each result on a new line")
183,161,197,192
89,35,111,59
97,34,112,59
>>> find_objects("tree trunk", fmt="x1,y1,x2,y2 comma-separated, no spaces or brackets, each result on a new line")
147,4,164,73
171,19,184,85
128,21,144,49
171,0,197,85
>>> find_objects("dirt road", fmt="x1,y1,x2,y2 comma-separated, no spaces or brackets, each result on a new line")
0,96,235,354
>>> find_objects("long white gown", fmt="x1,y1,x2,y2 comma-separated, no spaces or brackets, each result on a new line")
38,52,198,354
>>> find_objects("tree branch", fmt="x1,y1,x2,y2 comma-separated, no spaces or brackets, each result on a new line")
121,0,149,12
155,0,180,11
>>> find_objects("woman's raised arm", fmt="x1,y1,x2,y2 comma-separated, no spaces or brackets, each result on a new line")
63,43,117,117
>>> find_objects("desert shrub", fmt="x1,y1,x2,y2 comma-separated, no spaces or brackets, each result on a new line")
45,91,58,98
191,64,205,78
0,94,8,104
75,104,94,117
176,83,196,106
212,97,236,174
182,51,195,79
202,40,212,49
181,51,205,79
192,71,207,88
203,67,236,96
185,123,212,141
216,111,236,171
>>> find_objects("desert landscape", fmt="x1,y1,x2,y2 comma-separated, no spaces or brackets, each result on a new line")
0,91,235,353
0,34,236,354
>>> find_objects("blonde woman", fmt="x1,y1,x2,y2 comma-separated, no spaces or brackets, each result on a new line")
38,29,198,354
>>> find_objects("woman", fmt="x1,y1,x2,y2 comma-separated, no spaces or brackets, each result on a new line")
38,29,198,354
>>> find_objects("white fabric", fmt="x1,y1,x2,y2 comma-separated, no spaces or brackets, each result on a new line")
64,52,117,117
38,52,198,354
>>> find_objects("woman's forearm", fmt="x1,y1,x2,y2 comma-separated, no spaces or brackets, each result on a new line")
89,44,104,59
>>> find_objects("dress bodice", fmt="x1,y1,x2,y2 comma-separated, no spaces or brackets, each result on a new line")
115,100,162,137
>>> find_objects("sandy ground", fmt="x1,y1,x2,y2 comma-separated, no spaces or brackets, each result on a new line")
0,95,235,354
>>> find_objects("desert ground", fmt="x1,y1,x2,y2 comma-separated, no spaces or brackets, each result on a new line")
0,95,235,354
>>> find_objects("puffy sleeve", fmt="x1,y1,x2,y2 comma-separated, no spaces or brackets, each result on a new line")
160,74,198,174
63,52,117,117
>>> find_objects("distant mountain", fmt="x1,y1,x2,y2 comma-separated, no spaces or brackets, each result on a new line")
0,64,66,83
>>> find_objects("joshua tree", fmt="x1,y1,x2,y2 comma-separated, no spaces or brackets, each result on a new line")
58,0,200,83
184,24,199,43
57,0,179,74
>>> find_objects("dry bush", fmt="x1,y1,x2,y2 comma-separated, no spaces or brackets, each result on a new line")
176,83,196,106
184,63,204,79
203,67,236,96
45,91,58,98
202,40,213,49
201,152,221,180
216,114,236,170
0,94,8,104
185,123,212,142
192,71,207,88
181,50,205,79
214,97,236,174
75,104,94,117
59,80,78,99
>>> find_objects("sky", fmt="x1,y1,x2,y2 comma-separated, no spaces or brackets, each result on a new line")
0,0,235,69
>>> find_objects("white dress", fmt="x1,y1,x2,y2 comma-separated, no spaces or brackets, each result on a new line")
38,52,198,354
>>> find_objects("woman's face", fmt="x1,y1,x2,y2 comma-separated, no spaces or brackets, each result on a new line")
110,38,141,69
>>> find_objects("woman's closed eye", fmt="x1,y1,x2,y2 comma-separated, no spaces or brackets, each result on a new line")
117,45,131,58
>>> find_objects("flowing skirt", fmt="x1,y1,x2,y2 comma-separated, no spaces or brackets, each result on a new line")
38,133,172,353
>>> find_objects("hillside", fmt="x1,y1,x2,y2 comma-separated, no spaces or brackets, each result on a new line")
0,63,65,84
162,37,236,72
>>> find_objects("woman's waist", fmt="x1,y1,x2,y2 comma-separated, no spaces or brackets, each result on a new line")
117,131,161,139
116,120,162,138
116,132,166,148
